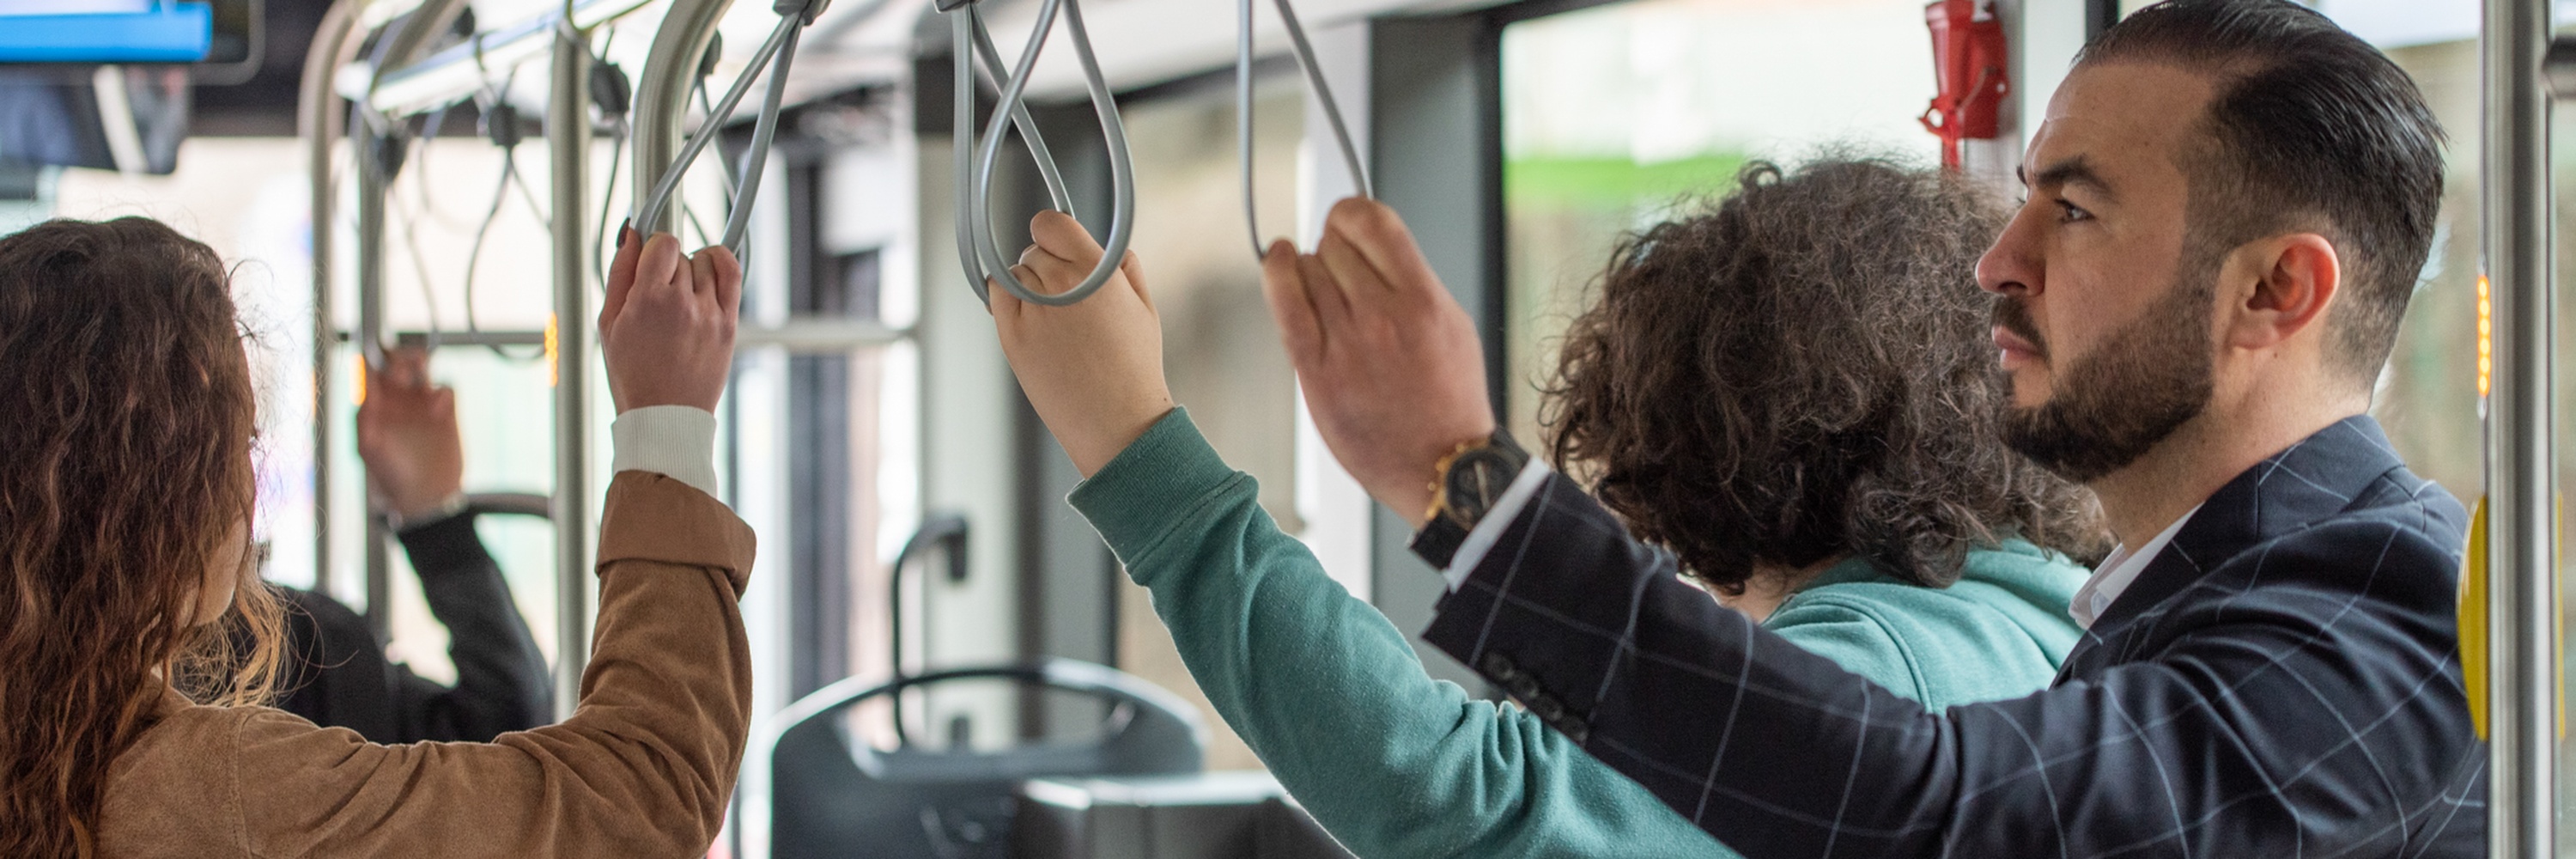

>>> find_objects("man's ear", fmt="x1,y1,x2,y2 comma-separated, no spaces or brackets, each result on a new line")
2222,233,2340,352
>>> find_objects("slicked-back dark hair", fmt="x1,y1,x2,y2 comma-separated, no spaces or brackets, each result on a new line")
1546,156,2106,593
2081,0,2445,383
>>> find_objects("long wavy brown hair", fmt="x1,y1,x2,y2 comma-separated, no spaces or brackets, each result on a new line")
1546,156,2106,594
0,217,285,858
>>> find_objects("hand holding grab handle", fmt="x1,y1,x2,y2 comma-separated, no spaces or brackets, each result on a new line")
599,227,741,415
990,210,1174,477
1261,198,1495,527
356,348,465,521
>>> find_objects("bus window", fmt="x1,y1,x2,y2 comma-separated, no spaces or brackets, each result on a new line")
1498,0,1937,452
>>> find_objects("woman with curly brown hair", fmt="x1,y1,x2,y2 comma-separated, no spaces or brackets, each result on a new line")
0,217,755,858
986,154,2103,857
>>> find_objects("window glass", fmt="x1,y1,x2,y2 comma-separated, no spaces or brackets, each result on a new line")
1499,0,1937,450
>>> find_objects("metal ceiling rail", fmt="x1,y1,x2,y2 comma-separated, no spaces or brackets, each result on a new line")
2485,0,2555,856
368,0,655,118
357,324,908,350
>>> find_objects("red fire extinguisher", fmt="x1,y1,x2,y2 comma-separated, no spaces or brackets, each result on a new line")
1921,0,2009,169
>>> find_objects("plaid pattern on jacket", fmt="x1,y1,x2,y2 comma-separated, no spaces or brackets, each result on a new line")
1419,416,2487,857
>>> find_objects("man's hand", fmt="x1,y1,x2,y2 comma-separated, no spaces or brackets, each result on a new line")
599,229,740,413
357,348,465,521
992,210,1174,478
1262,198,1495,527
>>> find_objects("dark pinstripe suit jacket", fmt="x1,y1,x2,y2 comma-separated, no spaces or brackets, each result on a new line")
1419,416,2486,857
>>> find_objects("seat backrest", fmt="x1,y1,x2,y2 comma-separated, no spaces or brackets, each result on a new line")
745,659,1205,859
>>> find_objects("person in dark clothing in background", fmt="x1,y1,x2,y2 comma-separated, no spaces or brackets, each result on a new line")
269,348,553,742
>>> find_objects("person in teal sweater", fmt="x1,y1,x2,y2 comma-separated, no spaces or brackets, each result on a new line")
986,156,2107,857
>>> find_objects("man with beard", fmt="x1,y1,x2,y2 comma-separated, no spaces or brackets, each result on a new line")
1251,0,2481,856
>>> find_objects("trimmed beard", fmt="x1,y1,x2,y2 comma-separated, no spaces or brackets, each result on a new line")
1996,271,2216,484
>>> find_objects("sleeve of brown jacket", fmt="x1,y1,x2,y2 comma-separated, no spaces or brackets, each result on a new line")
217,472,752,858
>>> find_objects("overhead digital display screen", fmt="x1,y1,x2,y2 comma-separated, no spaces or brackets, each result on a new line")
0,0,213,63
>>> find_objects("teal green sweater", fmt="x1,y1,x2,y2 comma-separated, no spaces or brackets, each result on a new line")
1069,410,2088,858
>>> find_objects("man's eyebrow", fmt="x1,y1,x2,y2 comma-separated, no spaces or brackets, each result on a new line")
2026,155,2117,202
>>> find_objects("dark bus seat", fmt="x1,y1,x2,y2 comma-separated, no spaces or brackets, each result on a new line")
740,658,1206,859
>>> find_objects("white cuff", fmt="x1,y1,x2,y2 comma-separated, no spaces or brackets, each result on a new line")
1441,458,1553,591
611,405,721,499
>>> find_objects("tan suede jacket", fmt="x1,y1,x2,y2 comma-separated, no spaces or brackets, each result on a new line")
97,472,756,859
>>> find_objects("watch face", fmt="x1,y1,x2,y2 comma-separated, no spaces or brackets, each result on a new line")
1445,448,1520,525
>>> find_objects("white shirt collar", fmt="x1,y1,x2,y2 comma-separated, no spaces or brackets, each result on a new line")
2069,505,2200,629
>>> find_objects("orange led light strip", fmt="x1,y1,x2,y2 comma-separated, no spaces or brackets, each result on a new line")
2476,273,2493,399
538,313,554,387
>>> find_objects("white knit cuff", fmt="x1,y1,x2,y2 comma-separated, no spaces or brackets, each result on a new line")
611,405,721,499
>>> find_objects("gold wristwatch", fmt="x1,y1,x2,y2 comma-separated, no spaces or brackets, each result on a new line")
1409,429,1531,568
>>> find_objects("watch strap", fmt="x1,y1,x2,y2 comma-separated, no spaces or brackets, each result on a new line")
1411,515,1470,570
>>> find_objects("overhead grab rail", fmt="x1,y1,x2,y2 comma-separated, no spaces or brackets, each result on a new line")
629,0,831,258
368,0,655,117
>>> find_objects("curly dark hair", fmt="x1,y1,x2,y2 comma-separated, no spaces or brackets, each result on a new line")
1545,156,2105,594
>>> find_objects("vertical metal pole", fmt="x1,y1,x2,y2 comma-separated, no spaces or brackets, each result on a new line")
355,120,394,640
300,0,363,603
345,0,466,634
2485,0,2556,856
550,30,594,722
